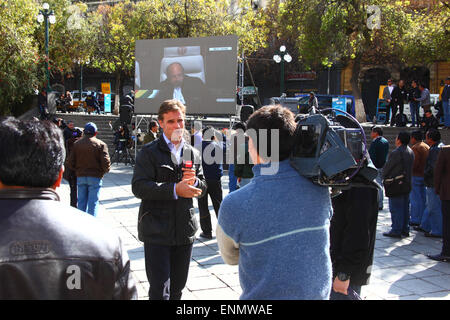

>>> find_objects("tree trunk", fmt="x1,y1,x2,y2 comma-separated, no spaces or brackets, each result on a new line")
113,72,121,115
350,56,366,122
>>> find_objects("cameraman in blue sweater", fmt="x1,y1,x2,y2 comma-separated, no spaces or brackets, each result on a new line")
217,105,332,300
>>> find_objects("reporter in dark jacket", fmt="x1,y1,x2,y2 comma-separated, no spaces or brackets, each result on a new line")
382,131,415,238
0,117,136,299
131,100,207,300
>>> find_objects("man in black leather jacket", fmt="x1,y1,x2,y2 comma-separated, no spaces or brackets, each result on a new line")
132,99,207,300
0,117,137,300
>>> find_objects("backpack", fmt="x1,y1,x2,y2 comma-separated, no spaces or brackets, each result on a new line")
395,113,407,127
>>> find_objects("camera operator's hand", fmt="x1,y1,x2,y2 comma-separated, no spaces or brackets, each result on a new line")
176,179,202,198
182,168,197,186
333,277,350,295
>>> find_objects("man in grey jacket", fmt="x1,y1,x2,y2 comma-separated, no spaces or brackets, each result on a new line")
415,82,432,113
382,131,415,238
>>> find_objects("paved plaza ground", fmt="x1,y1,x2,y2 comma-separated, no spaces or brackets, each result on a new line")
58,164,450,300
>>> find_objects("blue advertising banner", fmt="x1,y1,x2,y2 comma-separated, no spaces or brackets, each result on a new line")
104,94,111,113
332,97,346,116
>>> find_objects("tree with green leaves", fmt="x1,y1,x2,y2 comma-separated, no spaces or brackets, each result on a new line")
277,0,449,120
36,1,95,84
88,1,138,112
0,0,40,115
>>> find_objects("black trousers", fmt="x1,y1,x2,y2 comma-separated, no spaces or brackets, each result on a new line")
143,242,193,300
197,179,223,235
68,176,77,208
442,200,450,256
389,103,404,125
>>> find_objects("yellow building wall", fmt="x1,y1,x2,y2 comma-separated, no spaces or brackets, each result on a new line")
341,62,353,94
340,61,450,96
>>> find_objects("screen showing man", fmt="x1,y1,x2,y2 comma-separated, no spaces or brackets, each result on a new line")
134,35,238,115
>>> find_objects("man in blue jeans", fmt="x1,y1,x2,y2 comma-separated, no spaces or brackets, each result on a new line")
68,122,111,216
417,129,444,237
409,130,429,226
408,80,421,127
382,132,415,238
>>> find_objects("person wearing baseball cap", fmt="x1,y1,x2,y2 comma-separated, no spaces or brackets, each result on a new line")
67,121,110,216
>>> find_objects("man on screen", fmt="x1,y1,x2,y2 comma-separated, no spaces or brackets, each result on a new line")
157,62,206,109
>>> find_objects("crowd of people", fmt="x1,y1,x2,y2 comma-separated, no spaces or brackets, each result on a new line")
381,77,450,130
0,80,448,300
369,126,449,264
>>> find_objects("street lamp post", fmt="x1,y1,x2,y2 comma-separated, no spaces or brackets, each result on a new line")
37,3,56,92
273,45,292,96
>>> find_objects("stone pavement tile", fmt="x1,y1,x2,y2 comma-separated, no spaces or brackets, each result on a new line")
130,258,146,271
359,289,384,300
373,256,412,269
230,285,242,296
188,265,214,278
182,289,199,300
135,281,149,300
401,253,440,265
399,263,444,278
193,254,225,266
218,273,240,288
192,245,218,258
425,261,450,275
386,294,422,300
409,243,442,254
375,239,399,248
132,269,148,283
202,264,239,276
367,275,391,285
127,248,145,261
393,278,446,295
417,291,450,300
196,237,219,248
363,282,414,299
381,246,417,257
421,274,450,290
371,268,415,283
190,287,240,300
186,275,228,291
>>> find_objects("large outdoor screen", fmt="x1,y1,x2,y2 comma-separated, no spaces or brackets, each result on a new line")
134,35,238,115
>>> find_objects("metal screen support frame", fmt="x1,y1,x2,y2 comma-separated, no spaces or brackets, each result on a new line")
133,114,154,159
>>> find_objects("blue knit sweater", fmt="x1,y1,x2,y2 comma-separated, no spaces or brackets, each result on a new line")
218,159,332,300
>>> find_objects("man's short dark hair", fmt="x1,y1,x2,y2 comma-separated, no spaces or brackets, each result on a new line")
397,131,410,145
0,117,65,188
232,122,246,131
246,105,296,161
157,99,186,121
371,126,383,137
149,120,158,129
411,130,423,141
426,128,441,142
